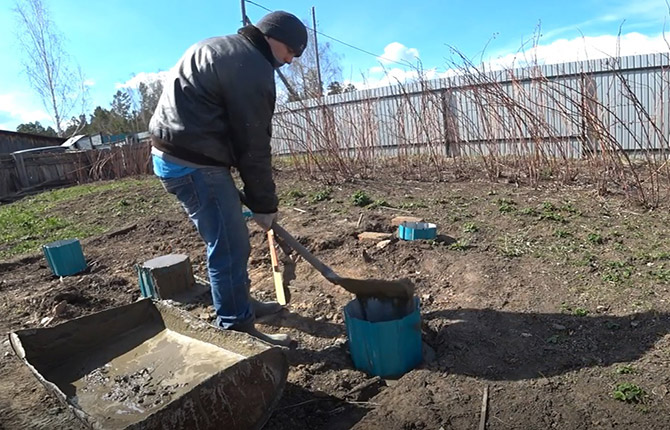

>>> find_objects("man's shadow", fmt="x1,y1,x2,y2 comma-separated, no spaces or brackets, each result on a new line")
422,308,670,380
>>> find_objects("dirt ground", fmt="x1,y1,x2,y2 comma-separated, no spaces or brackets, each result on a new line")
2,168,670,429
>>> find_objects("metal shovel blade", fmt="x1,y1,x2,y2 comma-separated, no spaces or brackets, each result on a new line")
328,274,415,300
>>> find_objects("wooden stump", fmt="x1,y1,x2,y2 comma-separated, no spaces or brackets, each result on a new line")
137,254,194,299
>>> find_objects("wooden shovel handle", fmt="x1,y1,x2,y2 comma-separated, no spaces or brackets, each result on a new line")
267,229,287,305
271,222,339,282
236,189,338,282
267,229,280,271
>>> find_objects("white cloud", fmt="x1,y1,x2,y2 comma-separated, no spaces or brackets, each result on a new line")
348,31,668,93
488,32,669,70
83,79,96,87
352,66,446,90
0,92,52,131
115,71,169,89
378,42,420,65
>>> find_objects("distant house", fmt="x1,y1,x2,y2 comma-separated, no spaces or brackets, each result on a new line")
60,132,152,150
0,129,66,154
60,134,97,150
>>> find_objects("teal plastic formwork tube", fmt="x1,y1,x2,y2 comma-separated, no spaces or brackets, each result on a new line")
136,265,157,299
344,297,422,378
42,239,87,277
398,221,437,241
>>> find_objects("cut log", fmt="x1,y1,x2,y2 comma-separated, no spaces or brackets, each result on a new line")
391,216,424,226
137,254,195,299
357,232,393,241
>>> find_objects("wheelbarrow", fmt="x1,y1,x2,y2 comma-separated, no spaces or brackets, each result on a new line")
9,299,288,430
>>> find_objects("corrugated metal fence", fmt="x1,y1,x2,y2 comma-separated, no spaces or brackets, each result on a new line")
272,53,670,158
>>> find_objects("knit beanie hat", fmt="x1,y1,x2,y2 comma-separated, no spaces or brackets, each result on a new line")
256,11,308,57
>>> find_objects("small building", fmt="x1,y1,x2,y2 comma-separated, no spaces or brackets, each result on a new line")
0,129,66,154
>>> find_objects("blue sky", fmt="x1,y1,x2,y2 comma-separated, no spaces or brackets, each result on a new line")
1,0,669,131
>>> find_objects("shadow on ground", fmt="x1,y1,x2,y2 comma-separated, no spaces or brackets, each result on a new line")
422,308,670,380
263,382,370,430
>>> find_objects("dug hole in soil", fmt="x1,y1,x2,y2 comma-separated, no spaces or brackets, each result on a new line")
2,170,670,429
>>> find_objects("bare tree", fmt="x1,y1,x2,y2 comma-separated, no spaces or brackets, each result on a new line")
280,23,343,102
14,0,85,136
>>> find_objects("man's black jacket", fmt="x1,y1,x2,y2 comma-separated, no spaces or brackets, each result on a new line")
150,25,278,214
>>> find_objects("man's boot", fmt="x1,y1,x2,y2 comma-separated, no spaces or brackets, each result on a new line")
250,297,284,318
231,321,294,348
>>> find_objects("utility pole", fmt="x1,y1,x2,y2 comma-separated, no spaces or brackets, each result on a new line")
238,0,299,100
311,6,323,97
240,0,249,24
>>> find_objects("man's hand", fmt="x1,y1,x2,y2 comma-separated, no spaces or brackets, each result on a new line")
253,212,277,231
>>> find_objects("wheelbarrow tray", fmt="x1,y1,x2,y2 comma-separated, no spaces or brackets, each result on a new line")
9,299,288,430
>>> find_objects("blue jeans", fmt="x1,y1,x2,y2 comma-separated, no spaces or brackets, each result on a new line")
160,167,253,329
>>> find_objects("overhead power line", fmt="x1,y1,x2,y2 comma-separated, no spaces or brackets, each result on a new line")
244,0,414,68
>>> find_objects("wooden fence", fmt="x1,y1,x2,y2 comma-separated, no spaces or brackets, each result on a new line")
0,142,152,201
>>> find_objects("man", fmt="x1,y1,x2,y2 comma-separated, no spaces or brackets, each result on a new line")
149,11,307,346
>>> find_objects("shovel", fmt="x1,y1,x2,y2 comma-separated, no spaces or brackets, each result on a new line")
270,222,414,300
238,190,414,301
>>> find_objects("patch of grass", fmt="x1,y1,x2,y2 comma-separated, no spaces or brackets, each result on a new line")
559,303,589,316
280,189,306,206
498,234,530,258
285,189,305,199
561,203,580,214
539,211,565,222
613,242,627,252
612,383,646,403
449,240,470,251
553,229,570,238
367,199,390,209
650,266,670,284
651,251,670,261
587,233,604,244
398,201,428,209
633,249,670,264
463,222,479,233
351,190,373,207
575,252,597,267
601,271,625,284
520,207,539,216
497,198,516,213
310,187,332,203
537,202,565,222
0,180,154,258
30,180,141,204
601,261,633,284
572,307,590,317
0,208,98,257
615,365,635,375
